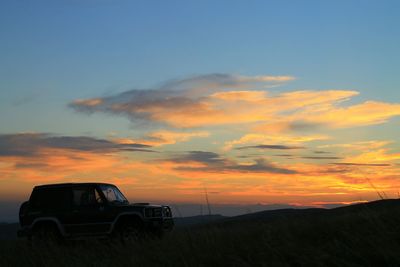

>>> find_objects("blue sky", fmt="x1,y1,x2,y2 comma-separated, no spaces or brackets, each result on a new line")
2,1,400,105
1,1,400,220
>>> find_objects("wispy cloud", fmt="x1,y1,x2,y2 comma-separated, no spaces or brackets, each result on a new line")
331,163,391,167
313,151,331,154
0,133,153,157
70,74,400,131
164,151,297,174
341,147,400,164
319,141,391,151
301,156,342,160
224,133,328,151
114,130,209,147
236,144,305,150
69,73,295,128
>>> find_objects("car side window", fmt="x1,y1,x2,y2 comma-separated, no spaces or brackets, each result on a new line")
30,187,71,211
72,187,103,207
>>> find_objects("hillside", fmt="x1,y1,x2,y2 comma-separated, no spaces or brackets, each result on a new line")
0,223,18,240
1,199,400,266
174,214,227,227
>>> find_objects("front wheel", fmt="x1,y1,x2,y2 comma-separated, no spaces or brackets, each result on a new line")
114,221,145,244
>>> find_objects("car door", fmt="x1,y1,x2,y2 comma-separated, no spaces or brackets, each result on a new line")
64,185,110,235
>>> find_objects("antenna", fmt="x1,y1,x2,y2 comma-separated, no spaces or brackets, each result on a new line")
365,177,384,200
204,186,212,216
173,204,183,218
358,167,385,200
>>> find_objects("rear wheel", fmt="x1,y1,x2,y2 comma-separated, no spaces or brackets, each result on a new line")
29,224,62,247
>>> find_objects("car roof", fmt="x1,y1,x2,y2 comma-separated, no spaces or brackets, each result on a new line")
33,182,115,190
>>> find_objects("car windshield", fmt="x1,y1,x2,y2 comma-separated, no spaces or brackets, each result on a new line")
99,185,129,205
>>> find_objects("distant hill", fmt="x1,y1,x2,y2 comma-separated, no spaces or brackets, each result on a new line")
174,214,227,227
219,198,400,225
0,223,18,240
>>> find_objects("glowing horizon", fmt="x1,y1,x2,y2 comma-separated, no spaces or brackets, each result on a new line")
1,1,399,219
1,73,399,208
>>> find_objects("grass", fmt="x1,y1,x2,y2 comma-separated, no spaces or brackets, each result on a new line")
1,199,400,267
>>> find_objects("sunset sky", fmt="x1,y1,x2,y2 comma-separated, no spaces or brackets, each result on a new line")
1,0,400,220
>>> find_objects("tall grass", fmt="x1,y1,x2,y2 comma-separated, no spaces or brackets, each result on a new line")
1,200,400,267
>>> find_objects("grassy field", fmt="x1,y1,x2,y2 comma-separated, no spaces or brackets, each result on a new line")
1,199,400,267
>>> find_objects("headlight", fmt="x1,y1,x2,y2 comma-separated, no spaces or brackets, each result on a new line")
163,206,172,217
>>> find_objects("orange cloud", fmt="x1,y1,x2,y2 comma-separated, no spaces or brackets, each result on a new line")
114,130,209,147
342,148,400,163
319,140,391,151
292,101,400,128
70,79,400,131
223,133,329,150
72,98,103,107
2,143,399,206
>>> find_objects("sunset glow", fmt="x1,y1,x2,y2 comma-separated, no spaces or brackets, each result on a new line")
1,0,399,220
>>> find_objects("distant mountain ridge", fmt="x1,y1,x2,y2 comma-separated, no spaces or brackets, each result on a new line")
216,198,400,227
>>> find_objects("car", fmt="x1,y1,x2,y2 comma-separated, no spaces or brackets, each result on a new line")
18,183,174,243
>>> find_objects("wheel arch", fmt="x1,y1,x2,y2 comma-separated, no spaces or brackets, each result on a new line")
31,217,65,236
111,212,144,233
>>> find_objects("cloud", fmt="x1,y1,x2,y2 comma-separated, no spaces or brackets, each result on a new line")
164,151,297,174
313,151,331,154
229,158,297,174
273,154,293,157
69,72,400,134
224,133,328,151
236,144,305,150
339,146,400,164
291,101,400,128
69,73,400,131
158,73,294,94
69,73,296,128
331,163,391,167
0,133,153,157
114,130,209,147
319,141,391,151
169,151,224,164
301,156,342,160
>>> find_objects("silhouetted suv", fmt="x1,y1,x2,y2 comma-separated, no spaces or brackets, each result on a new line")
18,183,173,243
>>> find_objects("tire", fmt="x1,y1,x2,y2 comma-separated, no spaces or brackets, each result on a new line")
29,224,61,247
115,220,144,244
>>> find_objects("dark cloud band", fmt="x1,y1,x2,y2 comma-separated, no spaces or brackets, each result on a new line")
236,144,305,150
165,151,297,174
0,133,153,157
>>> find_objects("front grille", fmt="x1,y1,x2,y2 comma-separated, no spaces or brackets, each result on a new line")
153,208,162,217
145,207,162,217
145,206,172,218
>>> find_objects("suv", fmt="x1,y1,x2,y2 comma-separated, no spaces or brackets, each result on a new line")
18,183,173,242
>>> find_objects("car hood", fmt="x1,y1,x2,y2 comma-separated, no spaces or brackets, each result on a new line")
129,203,164,208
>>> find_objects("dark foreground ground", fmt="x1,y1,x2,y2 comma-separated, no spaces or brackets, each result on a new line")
1,199,400,267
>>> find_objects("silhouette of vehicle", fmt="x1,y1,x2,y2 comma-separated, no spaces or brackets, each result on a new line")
18,183,174,243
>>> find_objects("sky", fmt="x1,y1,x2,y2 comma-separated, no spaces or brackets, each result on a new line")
1,0,400,221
